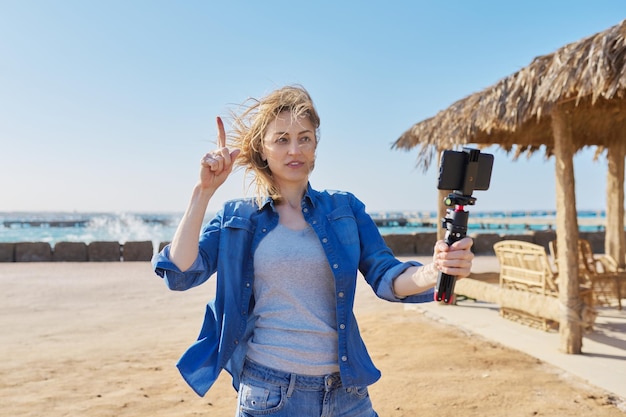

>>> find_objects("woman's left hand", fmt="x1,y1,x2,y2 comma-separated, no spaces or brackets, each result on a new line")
432,237,474,279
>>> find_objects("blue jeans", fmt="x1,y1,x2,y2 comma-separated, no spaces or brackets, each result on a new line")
236,359,378,417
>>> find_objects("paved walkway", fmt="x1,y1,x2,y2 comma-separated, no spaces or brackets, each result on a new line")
404,256,626,407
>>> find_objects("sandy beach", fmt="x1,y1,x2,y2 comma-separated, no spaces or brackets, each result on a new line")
1,261,625,416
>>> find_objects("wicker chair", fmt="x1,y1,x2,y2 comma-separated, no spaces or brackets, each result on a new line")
549,239,622,310
493,240,561,330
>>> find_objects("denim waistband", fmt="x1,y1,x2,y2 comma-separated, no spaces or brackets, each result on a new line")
242,358,342,391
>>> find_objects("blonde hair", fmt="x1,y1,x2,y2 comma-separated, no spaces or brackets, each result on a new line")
230,85,321,205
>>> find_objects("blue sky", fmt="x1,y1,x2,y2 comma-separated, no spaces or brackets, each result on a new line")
0,1,624,214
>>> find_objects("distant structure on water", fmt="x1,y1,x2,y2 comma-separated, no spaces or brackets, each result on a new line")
370,210,607,233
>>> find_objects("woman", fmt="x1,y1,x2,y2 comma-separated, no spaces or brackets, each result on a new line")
152,85,474,416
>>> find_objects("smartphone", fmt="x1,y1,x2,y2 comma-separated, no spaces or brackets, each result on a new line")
437,149,494,192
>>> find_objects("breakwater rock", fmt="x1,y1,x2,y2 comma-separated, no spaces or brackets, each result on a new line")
0,230,610,262
382,230,607,256
0,241,157,262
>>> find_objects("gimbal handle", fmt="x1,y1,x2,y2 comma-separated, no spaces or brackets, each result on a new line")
434,204,469,304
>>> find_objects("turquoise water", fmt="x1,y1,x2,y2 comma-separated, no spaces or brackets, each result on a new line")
0,210,607,246
0,212,180,247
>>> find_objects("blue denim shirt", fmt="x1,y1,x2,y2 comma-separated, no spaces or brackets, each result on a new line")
152,184,434,397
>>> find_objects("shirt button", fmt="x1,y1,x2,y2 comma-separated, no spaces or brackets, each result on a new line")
322,238,328,243
303,208,308,213
312,220,317,224
339,324,345,330
341,356,348,362
262,228,267,233
234,339,239,345
333,264,339,269
246,282,250,287
338,292,344,298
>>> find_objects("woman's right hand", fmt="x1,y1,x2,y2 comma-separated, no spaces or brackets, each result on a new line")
169,116,240,271
199,116,240,191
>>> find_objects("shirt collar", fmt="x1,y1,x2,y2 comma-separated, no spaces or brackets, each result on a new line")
259,196,275,212
303,183,317,208
257,182,317,212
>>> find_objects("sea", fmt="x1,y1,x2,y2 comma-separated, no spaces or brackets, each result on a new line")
0,210,609,248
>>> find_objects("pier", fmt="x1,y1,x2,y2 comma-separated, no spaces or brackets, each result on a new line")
2,217,171,228
0,211,610,234
370,213,608,231
3,220,90,228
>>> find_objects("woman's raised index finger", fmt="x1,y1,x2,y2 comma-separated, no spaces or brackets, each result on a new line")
216,116,226,148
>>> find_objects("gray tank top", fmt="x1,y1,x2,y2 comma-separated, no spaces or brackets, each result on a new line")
247,223,339,375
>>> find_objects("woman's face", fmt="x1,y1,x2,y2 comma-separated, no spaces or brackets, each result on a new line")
262,110,317,190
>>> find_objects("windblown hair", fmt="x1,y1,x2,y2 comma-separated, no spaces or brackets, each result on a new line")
230,85,321,205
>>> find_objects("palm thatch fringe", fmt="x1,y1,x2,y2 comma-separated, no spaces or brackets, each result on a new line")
394,19,626,170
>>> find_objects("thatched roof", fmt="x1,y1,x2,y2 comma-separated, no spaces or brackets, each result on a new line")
394,19,626,170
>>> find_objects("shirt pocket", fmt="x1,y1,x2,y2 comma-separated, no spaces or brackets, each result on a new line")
223,216,254,232
327,205,359,246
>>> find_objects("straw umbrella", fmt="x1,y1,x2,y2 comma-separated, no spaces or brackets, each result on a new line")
393,19,626,354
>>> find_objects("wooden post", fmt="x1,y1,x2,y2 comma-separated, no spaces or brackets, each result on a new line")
551,107,583,354
606,141,625,268
437,147,447,242
437,188,447,242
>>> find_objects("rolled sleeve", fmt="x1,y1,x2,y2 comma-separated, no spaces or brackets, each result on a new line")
152,245,210,291
376,260,435,303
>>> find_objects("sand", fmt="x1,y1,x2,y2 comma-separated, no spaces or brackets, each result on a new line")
1,262,624,417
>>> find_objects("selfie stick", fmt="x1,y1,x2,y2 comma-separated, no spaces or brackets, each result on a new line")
434,148,481,304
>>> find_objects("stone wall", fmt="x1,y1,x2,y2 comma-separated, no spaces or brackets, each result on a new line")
383,230,606,256
0,241,156,262
0,231,609,262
